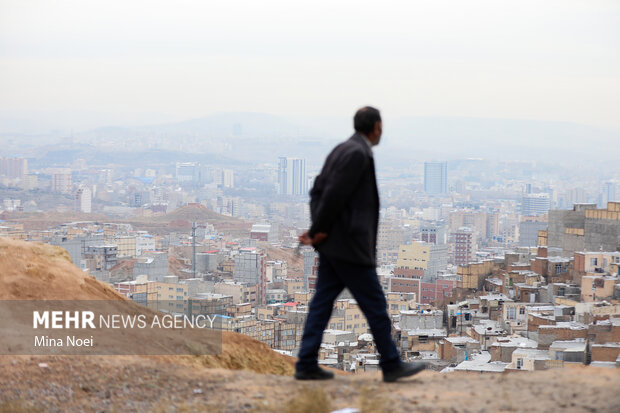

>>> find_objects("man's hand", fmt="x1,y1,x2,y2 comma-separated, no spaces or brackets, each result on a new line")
299,231,327,246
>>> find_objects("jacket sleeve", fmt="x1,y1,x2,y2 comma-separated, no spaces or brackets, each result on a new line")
309,147,368,237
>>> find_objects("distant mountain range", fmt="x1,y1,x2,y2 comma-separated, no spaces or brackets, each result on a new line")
2,113,618,166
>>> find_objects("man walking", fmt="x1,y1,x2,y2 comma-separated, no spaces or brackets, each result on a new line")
295,106,426,382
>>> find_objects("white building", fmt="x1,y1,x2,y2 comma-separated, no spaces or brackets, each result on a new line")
75,187,92,213
136,234,156,256
522,193,551,216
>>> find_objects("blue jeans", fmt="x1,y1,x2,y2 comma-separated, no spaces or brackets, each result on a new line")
296,253,401,373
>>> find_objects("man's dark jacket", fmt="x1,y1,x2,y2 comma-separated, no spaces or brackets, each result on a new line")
309,132,379,267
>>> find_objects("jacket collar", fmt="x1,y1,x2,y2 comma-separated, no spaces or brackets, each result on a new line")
350,132,374,158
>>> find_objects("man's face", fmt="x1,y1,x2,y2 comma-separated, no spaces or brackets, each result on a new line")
371,121,383,146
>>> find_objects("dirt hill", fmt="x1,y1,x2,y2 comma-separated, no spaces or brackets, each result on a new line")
0,238,294,374
0,237,618,413
125,204,251,236
0,237,122,300
5,210,111,231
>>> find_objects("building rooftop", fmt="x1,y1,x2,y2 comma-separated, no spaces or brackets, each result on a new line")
400,309,442,316
450,352,508,373
445,336,478,345
323,329,354,336
491,336,537,348
512,348,550,360
592,342,620,348
473,324,505,336
406,328,447,337
539,322,587,331
549,339,587,351
547,256,571,263
193,293,231,300
589,361,617,368
478,294,512,301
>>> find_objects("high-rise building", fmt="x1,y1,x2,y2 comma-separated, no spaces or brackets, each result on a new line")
278,157,307,195
454,227,474,266
222,169,235,188
50,168,72,194
424,161,447,195
522,193,551,216
98,169,112,185
303,249,319,292
0,157,27,179
601,181,617,207
421,224,447,245
234,248,267,305
176,162,198,184
75,187,92,213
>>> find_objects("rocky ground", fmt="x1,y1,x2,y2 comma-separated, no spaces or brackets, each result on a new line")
1,355,618,413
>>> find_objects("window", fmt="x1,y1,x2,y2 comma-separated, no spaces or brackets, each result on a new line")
507,307,516,320
590,258,598,266
418,336,428,344
517,358,523,369
519,307,525,315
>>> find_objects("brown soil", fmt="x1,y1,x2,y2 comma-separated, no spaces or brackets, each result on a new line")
0,356,617,412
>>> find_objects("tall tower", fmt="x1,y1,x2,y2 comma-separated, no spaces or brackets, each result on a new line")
424,161,448,195
278,157,307,195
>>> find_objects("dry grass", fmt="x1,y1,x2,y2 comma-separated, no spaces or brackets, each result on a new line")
281,386,331,413
358,385,394,413
191,331,295,375
0,400,41,413
151,401,219,413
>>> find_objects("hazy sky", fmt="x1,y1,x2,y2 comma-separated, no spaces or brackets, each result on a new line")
1,0,619,130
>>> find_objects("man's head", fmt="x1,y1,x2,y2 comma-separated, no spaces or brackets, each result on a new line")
354,106,382,146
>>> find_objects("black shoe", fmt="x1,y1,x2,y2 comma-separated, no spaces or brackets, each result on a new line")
383,362,426,383
294,366,335,380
